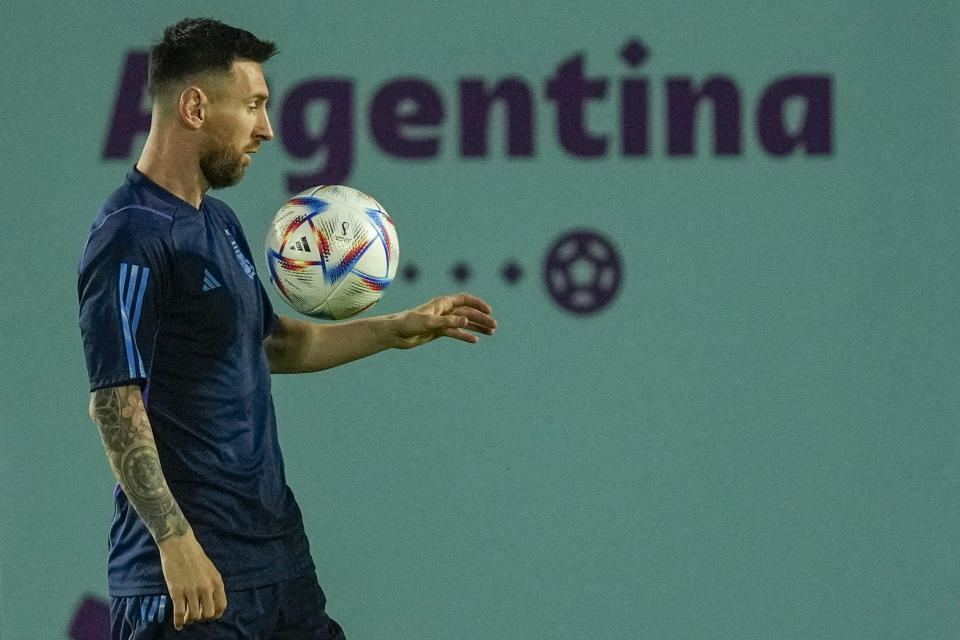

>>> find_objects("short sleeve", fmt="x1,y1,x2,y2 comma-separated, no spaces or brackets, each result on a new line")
260,279,280,338
78,208,171,391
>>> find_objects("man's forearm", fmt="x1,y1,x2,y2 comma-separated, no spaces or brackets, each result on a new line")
89,385,189,543
264,314,395,374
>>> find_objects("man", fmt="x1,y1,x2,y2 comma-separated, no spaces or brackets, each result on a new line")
78,18,497,639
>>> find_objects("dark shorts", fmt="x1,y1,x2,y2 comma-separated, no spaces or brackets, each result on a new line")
109,574,345,640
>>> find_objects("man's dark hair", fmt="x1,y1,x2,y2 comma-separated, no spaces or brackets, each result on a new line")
148,18,277,98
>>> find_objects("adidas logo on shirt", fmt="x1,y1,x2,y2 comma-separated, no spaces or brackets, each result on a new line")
202,269,221,292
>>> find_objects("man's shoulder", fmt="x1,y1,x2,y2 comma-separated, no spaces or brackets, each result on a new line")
79,181,179,273
94,180,178,236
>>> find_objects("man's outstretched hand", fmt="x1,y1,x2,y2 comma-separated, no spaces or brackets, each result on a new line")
391,293,497,348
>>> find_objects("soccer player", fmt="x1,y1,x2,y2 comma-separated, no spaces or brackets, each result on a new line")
78,18,496,639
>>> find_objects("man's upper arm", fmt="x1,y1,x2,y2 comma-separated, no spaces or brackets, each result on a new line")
262,313,297,372
78,208,171,391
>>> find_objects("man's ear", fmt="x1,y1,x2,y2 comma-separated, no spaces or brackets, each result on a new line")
178,86,208,129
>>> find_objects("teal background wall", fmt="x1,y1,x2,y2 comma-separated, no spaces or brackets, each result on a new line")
2,1,958,638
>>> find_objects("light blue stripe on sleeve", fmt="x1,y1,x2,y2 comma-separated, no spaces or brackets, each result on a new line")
131,266,150,377
118,263,136,378
124,265,140,376
118,263,150,379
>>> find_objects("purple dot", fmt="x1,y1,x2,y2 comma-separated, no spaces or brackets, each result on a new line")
451,262,472,283
501,261,523,284
402,264,419,282
620,39,649,67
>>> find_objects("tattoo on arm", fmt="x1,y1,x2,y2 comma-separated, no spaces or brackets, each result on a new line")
89,386,189,543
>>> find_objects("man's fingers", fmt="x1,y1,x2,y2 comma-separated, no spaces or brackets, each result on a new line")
466,321,494,335
213,585,228,619
416,312,458,329
171,595,185,631
452,307,497,332
444,327,480,343
451,292,492,314
430,309,496,340
429,293,489,314
199,589,217,621
185,591,201,626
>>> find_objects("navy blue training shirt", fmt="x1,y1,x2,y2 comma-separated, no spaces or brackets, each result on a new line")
78,169,314,596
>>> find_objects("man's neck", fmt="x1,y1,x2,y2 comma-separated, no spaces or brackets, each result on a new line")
136,128,208,209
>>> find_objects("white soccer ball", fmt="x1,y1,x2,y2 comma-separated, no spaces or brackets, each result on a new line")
265,185,399,319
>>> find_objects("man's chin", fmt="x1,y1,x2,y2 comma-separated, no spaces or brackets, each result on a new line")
203,165,246,190
210,174,244,190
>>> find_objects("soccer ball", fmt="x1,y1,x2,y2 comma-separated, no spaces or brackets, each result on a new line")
265,185,399,319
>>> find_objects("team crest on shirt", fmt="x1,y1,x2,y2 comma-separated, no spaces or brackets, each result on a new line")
224,229,256,279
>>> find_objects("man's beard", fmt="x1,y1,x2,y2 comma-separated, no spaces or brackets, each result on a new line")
199,133,246,189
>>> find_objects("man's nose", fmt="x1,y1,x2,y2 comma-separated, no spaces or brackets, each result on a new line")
256,109,274,142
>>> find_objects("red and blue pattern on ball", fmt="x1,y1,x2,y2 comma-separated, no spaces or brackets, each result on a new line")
322,237,375,284
364,208,395,274
267,197,330,296
357,273,391,291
